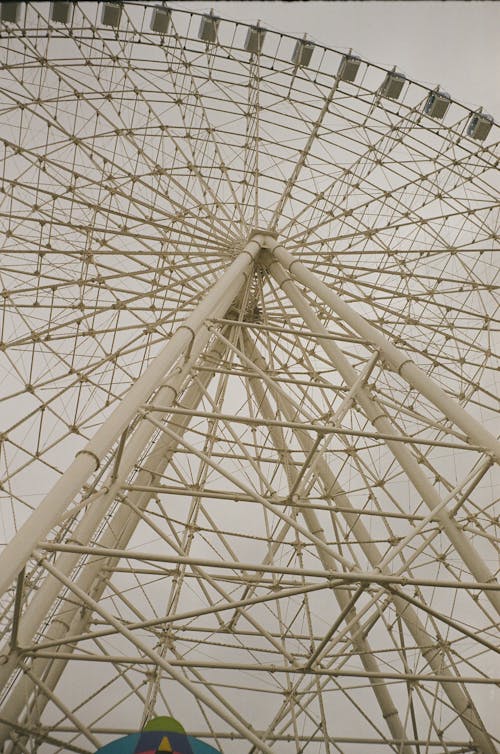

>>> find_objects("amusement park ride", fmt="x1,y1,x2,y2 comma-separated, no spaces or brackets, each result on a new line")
0,2,498,753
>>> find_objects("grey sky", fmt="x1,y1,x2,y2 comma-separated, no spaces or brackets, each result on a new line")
170,1,500,118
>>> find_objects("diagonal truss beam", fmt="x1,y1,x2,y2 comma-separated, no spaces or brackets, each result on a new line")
252,253,497,753
240,334,414,754
0,237,263,600
244,328,496,754
264,248,500,617
0,334,230,747
0,240,263,748
0,232,496,753
36,555,276,754
270,242,500,462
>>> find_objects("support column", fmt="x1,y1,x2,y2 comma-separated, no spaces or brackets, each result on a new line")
271,243,500,463
0,335,228,746
0,237,262,599
242,324,496,753
264,249,500,616
242,333,414,754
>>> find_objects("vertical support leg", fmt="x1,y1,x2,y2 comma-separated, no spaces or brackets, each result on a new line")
264,250,500,616
242,327,496,754
241,333,415,754
0,238,262,599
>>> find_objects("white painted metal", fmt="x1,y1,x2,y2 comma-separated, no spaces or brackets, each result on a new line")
0,4,498,754
0,238,260,599
271,244,500,463
37,555,277,754
247,271,497,753
0,334,231,742
265,248,500,615
240,339,414,754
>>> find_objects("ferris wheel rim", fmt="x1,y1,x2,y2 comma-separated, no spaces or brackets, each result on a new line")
0,3,498,753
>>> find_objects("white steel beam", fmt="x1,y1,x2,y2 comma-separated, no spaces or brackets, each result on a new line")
20,665,100,749
0,237,262,600
20,543,500,593
240,338,414,754
0,251,260,746
242,329,497,754
143,404,479,451
142,414,357,572
0,334,231,744
270,242,500,462
36,556,277,754
18,653,499,685
264,249,500,617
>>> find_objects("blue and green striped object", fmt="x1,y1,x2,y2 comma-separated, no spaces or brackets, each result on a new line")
94,717,222,754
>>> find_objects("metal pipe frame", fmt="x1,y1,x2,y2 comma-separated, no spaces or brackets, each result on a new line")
239,348,414,754
0,243,264,749
0,232,497,753
264,248,500,617
141,404,482,451
36,555,277,754
0,237,262,599
241,314,497,754
270,243,500,462
0,334,231,747
16,654,500,686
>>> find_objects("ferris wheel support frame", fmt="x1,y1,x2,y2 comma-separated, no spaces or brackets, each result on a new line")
271,244,500,463
0,235,265,748
0,237,262,599
264,247,500,616
0,235,497,753
240,322,497,754
33,554,278,754
239,341,414,754
0,333,231,746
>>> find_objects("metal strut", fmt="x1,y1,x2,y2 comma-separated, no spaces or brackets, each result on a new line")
0,233,497,754
0,239,264,750
241,329,497,754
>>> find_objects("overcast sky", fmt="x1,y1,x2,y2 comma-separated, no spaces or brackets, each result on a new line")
170,1,500,118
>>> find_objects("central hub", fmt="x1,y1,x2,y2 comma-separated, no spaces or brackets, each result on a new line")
248,228,278,246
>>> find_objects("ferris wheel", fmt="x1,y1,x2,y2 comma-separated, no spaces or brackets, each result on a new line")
0,2,498,753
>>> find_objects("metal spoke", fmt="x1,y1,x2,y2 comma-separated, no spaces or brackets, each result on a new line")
0,4,497,754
